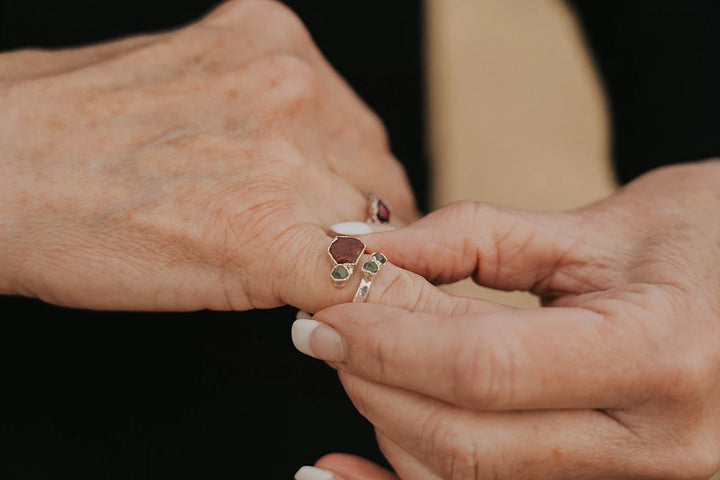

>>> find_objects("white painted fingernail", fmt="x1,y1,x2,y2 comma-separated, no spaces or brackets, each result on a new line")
296,310,312,320
295,466,342,480
330,221,395,235
291,319,345,362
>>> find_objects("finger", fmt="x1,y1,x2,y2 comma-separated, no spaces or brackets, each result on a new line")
233,148,419,314
314,453,400,480
280,225,508,317
340,372,645,480
275,168,507,314
311,301,662,410
357,200,616,297
374,432,441,480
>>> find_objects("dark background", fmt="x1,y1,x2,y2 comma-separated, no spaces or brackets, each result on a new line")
568,0,720,183
1,1,719,479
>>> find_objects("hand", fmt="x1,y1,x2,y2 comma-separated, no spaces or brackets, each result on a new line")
296,160,720,479
0,0,417,311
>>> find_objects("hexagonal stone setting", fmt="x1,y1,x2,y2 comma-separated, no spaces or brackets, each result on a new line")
328,236,365,265
331,264,350,280
371,253,387,265
362,260,378,274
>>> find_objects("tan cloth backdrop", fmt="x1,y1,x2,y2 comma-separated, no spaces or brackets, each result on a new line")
425,0,616,306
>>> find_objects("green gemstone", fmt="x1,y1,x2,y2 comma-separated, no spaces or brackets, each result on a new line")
371,253,387,264
362,261,378,274
331,265,349,280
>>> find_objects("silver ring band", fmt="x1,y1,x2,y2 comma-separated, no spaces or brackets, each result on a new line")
353,252,387,303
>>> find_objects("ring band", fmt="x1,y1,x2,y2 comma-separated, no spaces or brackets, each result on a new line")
328,236,366,288
367,193,391,224
353,252,387,303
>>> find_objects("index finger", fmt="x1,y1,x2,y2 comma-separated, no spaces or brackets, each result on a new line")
283,225,507,317
310,300,663,410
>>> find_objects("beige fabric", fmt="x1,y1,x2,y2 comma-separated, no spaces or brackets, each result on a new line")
424,2,720,477
425,0,615,306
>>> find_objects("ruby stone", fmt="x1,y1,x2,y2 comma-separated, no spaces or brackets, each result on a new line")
377,200,390,222
329,237,365,265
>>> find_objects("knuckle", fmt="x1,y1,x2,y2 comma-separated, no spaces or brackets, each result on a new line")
256,53,321,109
338,372,376,418
444,438,482,480
199,0,253,24
215,195,300,304
266,53,318,87
663,434,720,480
446,199,481,216
331,111,389,154
202,0,273,23
651,309,720,403
372,267,423,311
671,349,717,402
207,0,311,45
215,184,297,255
440,200,494,230
418,410,481,480
246,0,307,33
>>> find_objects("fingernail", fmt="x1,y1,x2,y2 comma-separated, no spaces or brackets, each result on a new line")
330,221,395,235
291,319,345,362
296,310,312,320
295,466,342,480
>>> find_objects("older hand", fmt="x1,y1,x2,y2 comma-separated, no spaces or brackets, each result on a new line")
0,0,417,312
296,160,720,479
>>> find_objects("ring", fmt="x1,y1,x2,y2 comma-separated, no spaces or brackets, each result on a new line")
367,193,391,224
353,252,387,303
328,236,366,288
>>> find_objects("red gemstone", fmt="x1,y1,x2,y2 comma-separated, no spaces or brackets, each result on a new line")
377,200,390,222
329,237,365,264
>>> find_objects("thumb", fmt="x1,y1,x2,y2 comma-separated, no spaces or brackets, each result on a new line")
350,200,596,296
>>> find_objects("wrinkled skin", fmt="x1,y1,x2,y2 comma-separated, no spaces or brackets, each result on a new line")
0,0,417,312
302,161,720,479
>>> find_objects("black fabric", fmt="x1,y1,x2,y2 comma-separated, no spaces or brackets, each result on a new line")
0,1,219,48
0,1,425,478
567,0,720,184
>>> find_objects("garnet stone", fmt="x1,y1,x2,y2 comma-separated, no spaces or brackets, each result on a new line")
376,199,390,223
329,236,365,265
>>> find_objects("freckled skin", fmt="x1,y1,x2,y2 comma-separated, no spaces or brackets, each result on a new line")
0,0,417,313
